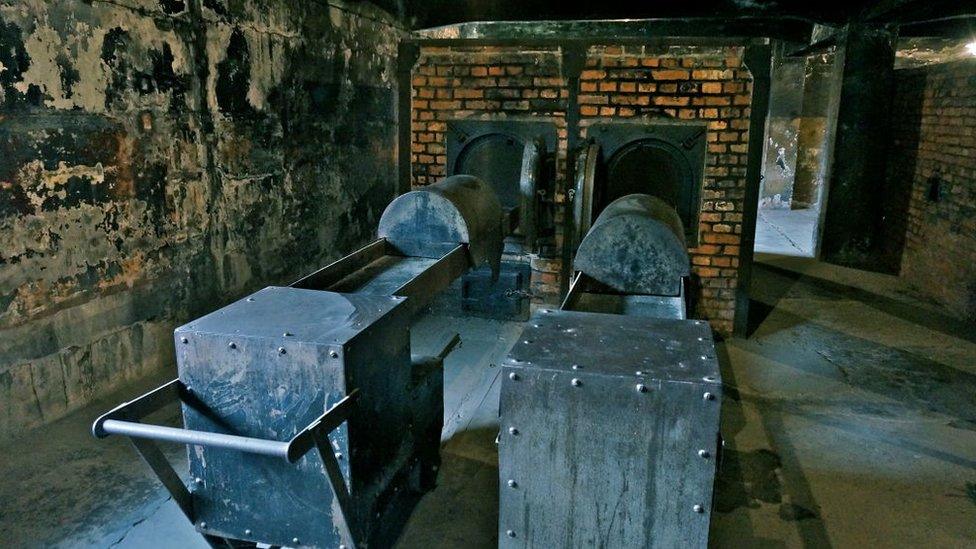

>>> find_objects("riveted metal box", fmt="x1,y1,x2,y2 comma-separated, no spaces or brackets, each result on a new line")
498,309,721,547
174,286,433,547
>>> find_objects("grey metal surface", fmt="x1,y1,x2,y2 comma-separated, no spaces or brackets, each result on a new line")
498,309,722,547
378,175,503,275
173,286,426,548
574,194,690,296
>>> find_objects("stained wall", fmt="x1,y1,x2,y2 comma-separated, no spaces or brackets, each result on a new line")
0,0,403,439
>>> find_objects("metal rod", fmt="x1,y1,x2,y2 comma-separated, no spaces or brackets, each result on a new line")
100,420,292,460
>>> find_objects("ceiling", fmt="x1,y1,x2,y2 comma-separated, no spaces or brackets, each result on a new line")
370,0,975,38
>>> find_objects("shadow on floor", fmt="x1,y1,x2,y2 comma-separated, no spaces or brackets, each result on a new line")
755,261,976,345
742,307,976,428
396,427,500,549
714,339,832,549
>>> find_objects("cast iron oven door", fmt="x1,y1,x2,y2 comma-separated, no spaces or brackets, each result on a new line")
585,121,707,245
446,119,558,249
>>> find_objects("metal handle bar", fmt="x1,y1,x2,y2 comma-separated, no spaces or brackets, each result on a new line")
92,379,358,463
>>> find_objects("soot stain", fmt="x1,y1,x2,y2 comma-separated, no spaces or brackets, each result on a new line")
215,28,255,117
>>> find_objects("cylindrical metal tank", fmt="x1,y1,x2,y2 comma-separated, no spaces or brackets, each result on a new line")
378,175,503,274
573,194,690,296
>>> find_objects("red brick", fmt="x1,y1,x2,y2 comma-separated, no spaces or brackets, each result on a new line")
702,82,723,94
652,69,690,80
653,96,690,106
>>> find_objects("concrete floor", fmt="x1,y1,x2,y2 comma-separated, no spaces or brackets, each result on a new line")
2,257,975,547
755,207,820,257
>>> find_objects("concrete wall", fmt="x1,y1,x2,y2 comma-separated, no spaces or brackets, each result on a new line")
886,58,976,320
0,0,402,439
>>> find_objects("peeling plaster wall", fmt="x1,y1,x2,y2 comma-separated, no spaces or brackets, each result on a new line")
758,46,803,209
0,0,403,439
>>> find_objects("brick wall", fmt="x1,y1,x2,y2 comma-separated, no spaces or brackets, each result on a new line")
887,59,976,321
411,44,755,335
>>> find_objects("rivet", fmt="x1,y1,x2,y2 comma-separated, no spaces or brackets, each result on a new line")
293,538,300,544
194,477,203,484
693,504,704,513
200,522,207,528
508,427,519,436
509,372,519,381
228,342,237,349
698,337,704,341
635,370,643,376
571,364,582,370
523,340,532,345
636,384,648,393
247,297,255,302
283,332,293,337
698,449,710,458
571,378,582,387
181,337,189,344
700,355,708,360
506,529,517,538
507,479,518,488
703,392,715,401
245,529,252,536
330,350,340,359
335,453,343,460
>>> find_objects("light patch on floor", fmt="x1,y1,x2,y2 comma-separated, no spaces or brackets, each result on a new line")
755,207,820,257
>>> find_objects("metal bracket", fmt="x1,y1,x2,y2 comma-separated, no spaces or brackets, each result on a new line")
92,381,362,547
